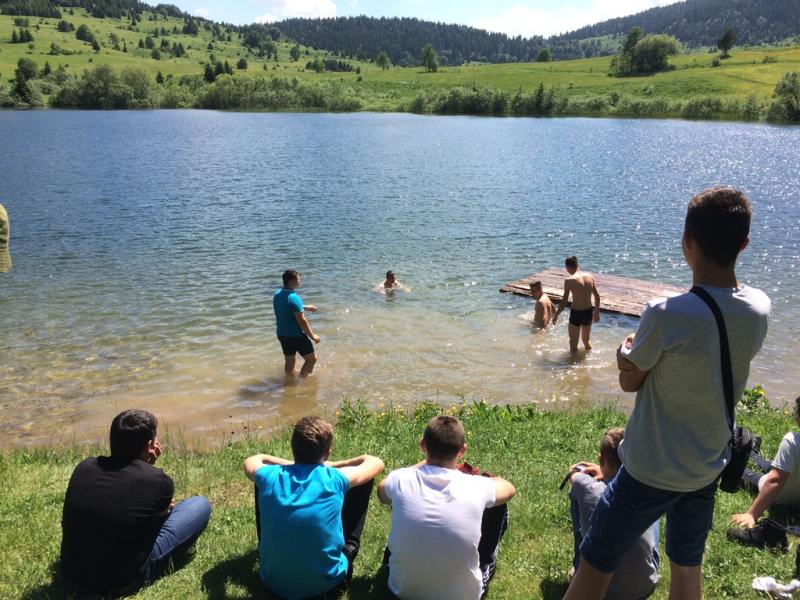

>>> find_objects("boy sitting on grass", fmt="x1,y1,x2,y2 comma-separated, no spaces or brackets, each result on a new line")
727,395,800,550
61,409,212,596
377,415,516,600
567,428,660,599
244,416,384,600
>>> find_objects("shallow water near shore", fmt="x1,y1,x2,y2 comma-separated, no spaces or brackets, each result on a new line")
0,111,798,447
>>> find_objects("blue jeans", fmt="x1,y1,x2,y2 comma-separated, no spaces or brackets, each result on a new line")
143,496,212,584
570,497,660,572
580,466,716,571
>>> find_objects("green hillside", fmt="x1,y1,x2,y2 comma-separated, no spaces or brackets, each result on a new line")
1,9,799,121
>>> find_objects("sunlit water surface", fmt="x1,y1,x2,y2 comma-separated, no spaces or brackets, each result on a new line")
0,111,798,447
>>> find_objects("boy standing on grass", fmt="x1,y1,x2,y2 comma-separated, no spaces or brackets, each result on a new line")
377,415,516,600
567,428,660,599
244,416,384,600
564,188,770,600
60,410,212,596
552,256,601,351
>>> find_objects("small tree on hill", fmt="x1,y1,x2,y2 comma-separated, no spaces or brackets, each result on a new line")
237,57,248,70
155,71,164,84
290,45,301,61
536,48,552,63
421,44,438,73
771,71,800,121
376,50,391,70
717,28,736,59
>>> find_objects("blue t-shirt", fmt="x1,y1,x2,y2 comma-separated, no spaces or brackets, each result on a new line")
273,288,305,337
255,463,350,600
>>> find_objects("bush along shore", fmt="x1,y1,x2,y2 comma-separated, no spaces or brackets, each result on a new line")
1,388,798,599
2,60,800,122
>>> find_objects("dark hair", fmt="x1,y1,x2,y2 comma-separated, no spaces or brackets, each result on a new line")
423,416,466,460
684,188,751,268
282,269,300,286
794,396,800,418
386,270,395,278
110,409,157,463
529,280,542,289
599,427,624,471
565,256,578,269
291,416,333,463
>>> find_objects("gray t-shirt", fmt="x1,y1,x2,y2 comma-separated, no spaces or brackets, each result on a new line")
773,432,800,506
571,473,659,600
620,285,770,492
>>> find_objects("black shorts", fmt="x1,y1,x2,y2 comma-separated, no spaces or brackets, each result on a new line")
278,335,314,357
569,308,594,327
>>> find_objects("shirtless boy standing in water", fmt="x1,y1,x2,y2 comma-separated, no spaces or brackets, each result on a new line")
553,256,601,351
530,281,554,330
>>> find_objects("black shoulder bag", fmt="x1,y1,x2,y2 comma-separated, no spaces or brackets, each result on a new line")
690,286,753,493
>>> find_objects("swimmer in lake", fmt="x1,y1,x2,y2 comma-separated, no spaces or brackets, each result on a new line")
376,270,409,294
530,281,554,330
552,256,601,352
383,271,398,290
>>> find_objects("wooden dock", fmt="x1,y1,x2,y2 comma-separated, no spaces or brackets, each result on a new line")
500,268,686,318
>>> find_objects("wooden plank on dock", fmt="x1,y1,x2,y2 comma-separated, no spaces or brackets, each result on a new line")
500,268,686,318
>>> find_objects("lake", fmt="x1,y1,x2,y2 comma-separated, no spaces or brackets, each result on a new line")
0,110,798,447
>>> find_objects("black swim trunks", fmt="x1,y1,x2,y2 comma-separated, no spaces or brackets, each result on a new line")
569,307,594,327
277,334,314,357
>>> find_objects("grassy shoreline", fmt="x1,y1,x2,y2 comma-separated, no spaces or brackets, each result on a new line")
1,398,798,599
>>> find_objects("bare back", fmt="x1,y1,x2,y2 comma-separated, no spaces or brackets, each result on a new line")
534,294,554,328
565,272,596,310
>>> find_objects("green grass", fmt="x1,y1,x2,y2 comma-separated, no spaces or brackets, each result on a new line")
1,399,798,599
2,10,800,114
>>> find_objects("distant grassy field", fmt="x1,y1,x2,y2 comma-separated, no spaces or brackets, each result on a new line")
1,10,799,115
1,399,799,599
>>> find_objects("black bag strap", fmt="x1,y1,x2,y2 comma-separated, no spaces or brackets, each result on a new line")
690,286,735,435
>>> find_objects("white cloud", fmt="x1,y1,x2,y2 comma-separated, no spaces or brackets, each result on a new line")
254,0,337,24
193,7,211,18
474,1,675,38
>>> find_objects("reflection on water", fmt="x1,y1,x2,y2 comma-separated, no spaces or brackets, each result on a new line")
0,111,798,447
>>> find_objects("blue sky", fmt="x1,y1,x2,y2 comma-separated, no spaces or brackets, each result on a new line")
171,1,676,37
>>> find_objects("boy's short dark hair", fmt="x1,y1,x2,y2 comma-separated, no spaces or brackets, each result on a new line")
423,416,466,460
386,270,395,278
565,256,578,269
282,270,300,286
684,188,751,268
291,416,333,463
530,280,542,289
599,428,625,471
110,409,157,463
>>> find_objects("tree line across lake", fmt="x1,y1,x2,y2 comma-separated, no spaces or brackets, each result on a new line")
2,56,799,122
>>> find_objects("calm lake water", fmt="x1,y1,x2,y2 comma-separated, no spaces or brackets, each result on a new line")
1,110,798,447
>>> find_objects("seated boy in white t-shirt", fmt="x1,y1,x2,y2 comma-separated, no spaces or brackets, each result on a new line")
728,396,800,547
377,416,516,600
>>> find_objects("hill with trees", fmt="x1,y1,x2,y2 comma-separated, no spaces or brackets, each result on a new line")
273,16,546,65
551,0,800,59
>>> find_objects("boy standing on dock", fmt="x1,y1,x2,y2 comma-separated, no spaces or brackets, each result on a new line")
274,269,320,378
563,188,771,600
552,256,601,351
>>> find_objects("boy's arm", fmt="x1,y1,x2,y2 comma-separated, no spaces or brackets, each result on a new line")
244,454,292,482
553,282,570,324
333,454,385,487
618,341,649,392
592,280,601,322
731,468,790,527
377,477,392,504
492,477,516,505
295,312,321,343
